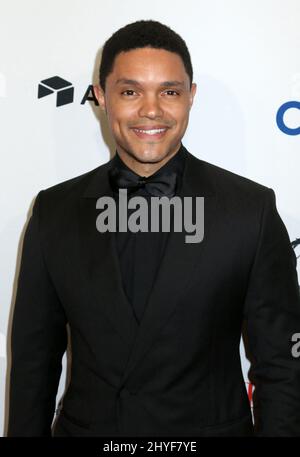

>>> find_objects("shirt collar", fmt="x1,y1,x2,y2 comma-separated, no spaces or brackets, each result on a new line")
112,142,187,180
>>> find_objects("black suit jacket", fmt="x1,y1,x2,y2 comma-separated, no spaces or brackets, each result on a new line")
7,146,300,436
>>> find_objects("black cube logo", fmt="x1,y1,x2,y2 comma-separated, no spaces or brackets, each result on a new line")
38,76,74,107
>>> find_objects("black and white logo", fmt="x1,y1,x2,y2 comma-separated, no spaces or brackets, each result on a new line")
37,76,99,107
38,76,74,107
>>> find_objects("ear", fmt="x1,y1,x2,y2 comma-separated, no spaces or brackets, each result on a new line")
189,82,197,108
93,85,106,111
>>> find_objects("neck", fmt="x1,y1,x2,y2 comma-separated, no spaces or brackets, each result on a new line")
116,145,181,177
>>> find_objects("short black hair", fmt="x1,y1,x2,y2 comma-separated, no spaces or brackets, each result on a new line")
99,20,193,91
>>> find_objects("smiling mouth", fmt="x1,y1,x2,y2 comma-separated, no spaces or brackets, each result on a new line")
131,127,169,138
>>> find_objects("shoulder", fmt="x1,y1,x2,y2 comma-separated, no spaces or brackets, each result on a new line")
191,153,270,195
33,159,112,212
185,152,276,233
42,160,110,197
186,152,272,211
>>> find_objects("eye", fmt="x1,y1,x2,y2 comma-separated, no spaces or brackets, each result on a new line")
121,90,137,96
164,90,179,96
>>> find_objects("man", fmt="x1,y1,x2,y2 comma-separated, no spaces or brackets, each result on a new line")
7,20,300,437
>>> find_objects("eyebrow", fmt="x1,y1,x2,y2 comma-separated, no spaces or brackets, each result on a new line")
115,78,185,87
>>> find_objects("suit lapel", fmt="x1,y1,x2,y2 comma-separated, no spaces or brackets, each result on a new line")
78,161,139,350
120,149,218,386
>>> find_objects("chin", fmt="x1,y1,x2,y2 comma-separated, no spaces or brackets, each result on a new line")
133,148,169,164
135,154,163,164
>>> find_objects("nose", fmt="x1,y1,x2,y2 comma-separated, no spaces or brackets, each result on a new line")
138,94,163,119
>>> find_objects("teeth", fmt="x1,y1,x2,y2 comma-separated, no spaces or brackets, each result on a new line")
134,128,167,135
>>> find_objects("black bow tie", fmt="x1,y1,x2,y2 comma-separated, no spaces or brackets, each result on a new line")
109,166,177,198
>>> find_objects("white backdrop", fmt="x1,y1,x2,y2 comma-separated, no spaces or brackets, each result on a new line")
1,0,299,436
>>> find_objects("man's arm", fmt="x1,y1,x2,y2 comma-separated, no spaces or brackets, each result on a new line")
7,192,68,436
243,188,300,436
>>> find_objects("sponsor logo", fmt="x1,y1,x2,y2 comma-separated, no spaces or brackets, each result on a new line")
291,238,300,262
245,381,253,408
291,239,300,358
38,76,74,107
37,76,99,107
276,101,300,135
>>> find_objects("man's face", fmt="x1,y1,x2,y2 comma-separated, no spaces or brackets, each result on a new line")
95,47,196,168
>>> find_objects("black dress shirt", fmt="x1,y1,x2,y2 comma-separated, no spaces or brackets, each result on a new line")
110,143,187,323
